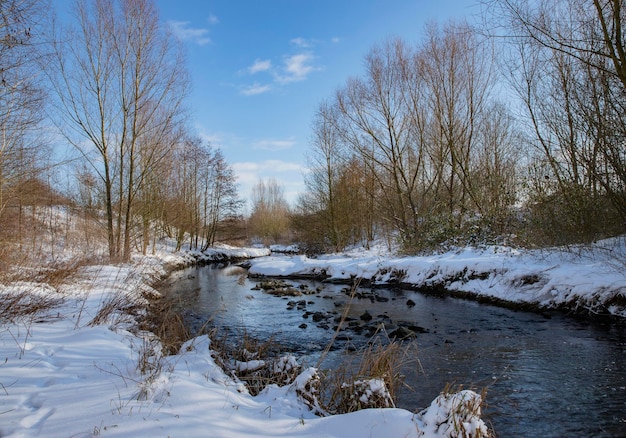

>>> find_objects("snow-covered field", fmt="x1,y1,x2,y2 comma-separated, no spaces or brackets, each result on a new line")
252,239,626,319
1,245,489,437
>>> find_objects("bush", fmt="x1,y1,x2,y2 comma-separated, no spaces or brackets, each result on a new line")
523,183,623,246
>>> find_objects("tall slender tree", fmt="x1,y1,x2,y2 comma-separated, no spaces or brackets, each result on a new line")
0,0,48,224
48,0,188,260
301,22,519,251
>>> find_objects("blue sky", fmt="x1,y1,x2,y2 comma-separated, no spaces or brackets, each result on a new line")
54,0,482,208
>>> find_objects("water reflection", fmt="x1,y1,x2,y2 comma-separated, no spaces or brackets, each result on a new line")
165,263,626,437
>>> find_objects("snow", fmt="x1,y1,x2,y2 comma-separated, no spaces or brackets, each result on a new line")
235,359,267,372
249,238,626,318
5,235,623,436
182,243,271,263
274,355,299,373
350,378,391,405
0,244,490,437
417,390,489,437
269,244,301,254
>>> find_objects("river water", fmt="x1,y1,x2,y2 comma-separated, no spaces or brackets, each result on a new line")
165,263,626,437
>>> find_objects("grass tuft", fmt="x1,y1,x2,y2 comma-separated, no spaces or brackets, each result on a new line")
318,339,416,414
139,294,191,356
0,288,64,324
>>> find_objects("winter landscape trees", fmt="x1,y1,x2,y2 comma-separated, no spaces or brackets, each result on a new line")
48,0,192,261
0,0,624,260
296,23,521,252
295,2,626,253
248,178,291,244
0,0,241,266
0,0,50,261
0,1,625,436
490,0,626,244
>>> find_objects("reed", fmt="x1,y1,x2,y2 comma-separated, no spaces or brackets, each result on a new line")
138,294,191,356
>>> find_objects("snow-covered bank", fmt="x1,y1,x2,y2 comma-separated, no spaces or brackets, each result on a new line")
183,242,271,264
249,239,626,319
0,247,489,437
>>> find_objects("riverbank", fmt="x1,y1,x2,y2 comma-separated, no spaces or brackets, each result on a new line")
0,243,489,437
249,238,626,321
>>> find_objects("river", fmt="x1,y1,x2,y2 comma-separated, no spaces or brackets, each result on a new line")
165,262,626,437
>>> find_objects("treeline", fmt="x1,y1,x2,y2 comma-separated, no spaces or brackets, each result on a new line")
2,0,625,262
0,0,241,264
290,0,626,253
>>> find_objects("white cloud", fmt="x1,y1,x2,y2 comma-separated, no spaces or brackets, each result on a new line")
191,127,305,207
278,53,317,83
248,59,272,74
241,82,271,96
252,138,296,151
233,160,304,174
240,40,323,94
196,129,222,145
168,21,211,46
194,128,248,152
207,14,219,25
290,37,314,48
331,37,340,43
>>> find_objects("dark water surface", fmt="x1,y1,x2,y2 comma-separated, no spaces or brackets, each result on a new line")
165,263,626,437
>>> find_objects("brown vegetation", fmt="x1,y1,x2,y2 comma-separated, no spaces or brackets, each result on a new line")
248,178,292,244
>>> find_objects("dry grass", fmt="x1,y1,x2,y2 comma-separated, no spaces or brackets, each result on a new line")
138,294,191,356
0,253,98,325
208,327,406,408
208,330,301,396
308,279,417,414
318,339,416,414
133,336,169,401
0,283,66,361
88,290,142,327
0,204,108,279
0,289,64,324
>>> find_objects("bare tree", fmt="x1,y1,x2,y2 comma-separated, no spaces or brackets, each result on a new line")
492,0,626,240
304,101,346,251
487,0,626,89
301,98,380,252
321,24,512,250
418,22,500,226
201,149,242,250
249,178,290,243
0,0,51,263
48,0,188,261
472,101,521,231
162,135,241,251
0,0,48,220
335,38,425,244
135,122,181,254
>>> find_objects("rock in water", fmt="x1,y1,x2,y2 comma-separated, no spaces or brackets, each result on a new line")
360,311,373,322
